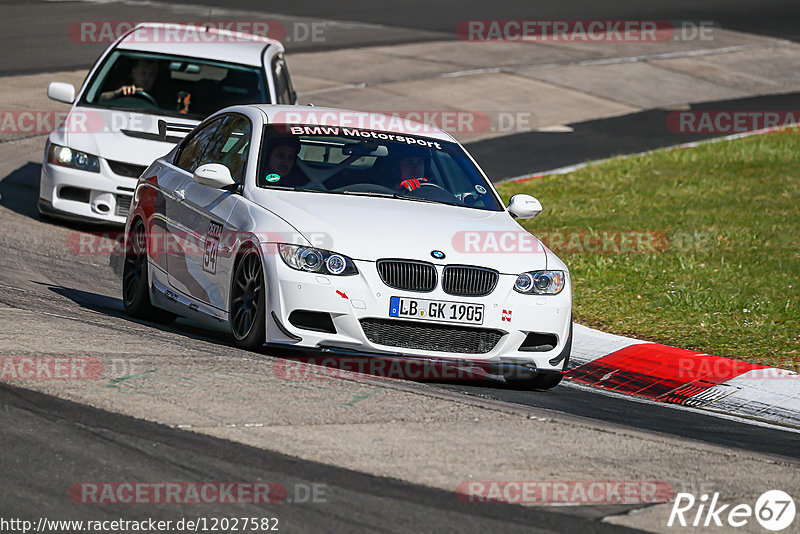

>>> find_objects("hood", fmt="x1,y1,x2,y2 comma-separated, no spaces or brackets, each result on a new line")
248,189,549,273
51,107,199,166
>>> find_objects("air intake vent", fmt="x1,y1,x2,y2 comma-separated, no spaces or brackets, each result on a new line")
376,260,437,293
360,318,503,354
442,265,499,297
115,195,132,217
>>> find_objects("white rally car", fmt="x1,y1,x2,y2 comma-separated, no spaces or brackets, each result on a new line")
123,105,572,389
40,22,296,224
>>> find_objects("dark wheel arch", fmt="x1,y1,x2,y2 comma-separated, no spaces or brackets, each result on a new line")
122,216,176,324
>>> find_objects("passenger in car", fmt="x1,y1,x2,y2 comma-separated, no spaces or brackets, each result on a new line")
261,137,308,187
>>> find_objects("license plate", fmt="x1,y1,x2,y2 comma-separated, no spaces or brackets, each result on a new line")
389,296,484,325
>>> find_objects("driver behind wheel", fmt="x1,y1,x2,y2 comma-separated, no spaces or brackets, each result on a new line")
99,59,158,102
393,146,432,192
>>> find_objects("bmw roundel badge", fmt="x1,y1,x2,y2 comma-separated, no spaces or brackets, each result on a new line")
431,250,446,259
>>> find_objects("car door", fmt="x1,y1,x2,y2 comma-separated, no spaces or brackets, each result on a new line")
167,114,252,311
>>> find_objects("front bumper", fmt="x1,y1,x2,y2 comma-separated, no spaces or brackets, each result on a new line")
262,246,572,372
39,160,138,225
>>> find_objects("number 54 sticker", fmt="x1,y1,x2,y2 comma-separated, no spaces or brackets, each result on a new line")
203,221,224,274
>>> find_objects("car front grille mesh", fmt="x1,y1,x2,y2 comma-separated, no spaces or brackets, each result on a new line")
442,265,499,296
360,318,504,354
376,260,437,292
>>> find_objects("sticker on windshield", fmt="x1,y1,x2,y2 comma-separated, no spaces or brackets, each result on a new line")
287,125,443,150
475,185,487,195
265,173,281,183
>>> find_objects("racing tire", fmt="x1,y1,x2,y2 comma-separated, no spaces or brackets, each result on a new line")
505,372,564,391
230,246,266,350
122,219,175,324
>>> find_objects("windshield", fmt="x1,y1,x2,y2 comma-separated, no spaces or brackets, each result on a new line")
257,125,503,211
80,50,268,120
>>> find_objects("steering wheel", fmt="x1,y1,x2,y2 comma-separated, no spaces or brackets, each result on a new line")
401,180,459,203
131,90,158,107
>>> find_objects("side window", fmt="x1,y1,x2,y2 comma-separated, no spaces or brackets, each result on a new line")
272,55,295,105
195,115,252,183
175,117,225,171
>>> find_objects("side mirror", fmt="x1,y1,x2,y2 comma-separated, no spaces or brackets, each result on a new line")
507,194,542,219
193,163,236,188
47,82,76,104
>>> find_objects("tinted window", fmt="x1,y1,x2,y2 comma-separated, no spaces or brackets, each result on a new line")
196,115,252,182
175,117,225,171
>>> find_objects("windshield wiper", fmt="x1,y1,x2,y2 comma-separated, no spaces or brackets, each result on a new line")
338,190,398,199
394,195,446,206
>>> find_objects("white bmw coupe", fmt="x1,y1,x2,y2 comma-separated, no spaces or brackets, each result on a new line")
123,105,572,389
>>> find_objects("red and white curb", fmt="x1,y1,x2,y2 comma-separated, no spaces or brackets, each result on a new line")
568,324,800,428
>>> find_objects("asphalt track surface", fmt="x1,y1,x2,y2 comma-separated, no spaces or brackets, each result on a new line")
2,0,800,531
1,383,640,533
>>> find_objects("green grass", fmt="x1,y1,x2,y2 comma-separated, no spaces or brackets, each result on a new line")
496,130,800,369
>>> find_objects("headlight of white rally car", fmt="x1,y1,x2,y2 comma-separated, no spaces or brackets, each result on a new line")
278,244,358,276
514,270,566,295
48,143,100,173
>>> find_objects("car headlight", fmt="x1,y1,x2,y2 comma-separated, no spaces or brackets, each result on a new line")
278,244,358,276
48,143,100,173
514,270,566,295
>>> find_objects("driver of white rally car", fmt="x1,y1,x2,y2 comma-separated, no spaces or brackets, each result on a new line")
99,59,158,102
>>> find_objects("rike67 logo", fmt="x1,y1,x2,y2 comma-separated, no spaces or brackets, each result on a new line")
668,490,795,531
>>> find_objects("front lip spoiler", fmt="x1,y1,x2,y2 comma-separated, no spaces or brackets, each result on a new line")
38,198,124,227
262,342,556,381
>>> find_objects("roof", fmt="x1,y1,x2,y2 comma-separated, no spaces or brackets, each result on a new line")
115,22,282,67
249,105,455,142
